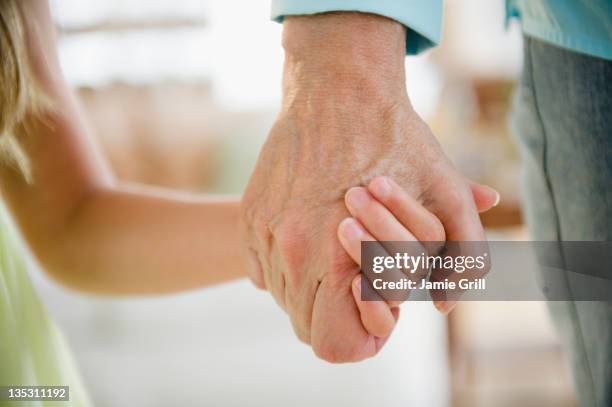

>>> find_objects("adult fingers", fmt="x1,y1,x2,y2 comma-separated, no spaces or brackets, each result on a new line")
428,181,490,314
311,269,387,363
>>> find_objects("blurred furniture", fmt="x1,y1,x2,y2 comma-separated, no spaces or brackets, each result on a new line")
448,302,577,407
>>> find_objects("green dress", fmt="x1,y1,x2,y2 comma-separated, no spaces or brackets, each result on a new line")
0,203,91,406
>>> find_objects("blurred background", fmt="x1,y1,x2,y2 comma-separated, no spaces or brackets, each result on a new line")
24,0,575,406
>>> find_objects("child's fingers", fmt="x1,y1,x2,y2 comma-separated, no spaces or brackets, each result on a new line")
469,181,501,213
337,217,374,266
338,218,408,307
351,274,398,338
338,218,410,283
345,187,418,242
367,177,446,245
337,215,397,332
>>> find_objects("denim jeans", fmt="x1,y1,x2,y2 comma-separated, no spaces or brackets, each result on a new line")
511,37,612,407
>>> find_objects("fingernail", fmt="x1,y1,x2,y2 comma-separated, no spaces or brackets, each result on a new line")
346,188,369,210
369,177,392,198
340,218,364,240
493,190,501,207
482,185,501,207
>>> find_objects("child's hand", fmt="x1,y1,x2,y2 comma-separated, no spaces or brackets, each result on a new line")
337,176,446,338
337,176,499,338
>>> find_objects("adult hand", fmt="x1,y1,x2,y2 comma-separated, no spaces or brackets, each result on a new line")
241,12,493,362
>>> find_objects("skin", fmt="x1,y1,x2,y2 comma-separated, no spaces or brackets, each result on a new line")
241,13,498,363
0,0,246,295
338,176,497,337
2,2,498,359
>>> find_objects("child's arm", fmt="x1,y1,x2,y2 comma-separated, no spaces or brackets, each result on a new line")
0,0,245,294
337,176,499,337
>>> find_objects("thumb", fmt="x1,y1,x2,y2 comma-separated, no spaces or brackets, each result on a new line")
469,182,500,213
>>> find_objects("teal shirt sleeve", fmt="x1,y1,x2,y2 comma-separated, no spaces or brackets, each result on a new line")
506,0,612,61
271,0,443,55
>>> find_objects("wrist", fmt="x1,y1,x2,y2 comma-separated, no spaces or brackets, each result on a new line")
281,12,408,106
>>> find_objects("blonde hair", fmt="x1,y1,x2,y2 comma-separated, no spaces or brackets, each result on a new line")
0,0,43,174
0,0,30,137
